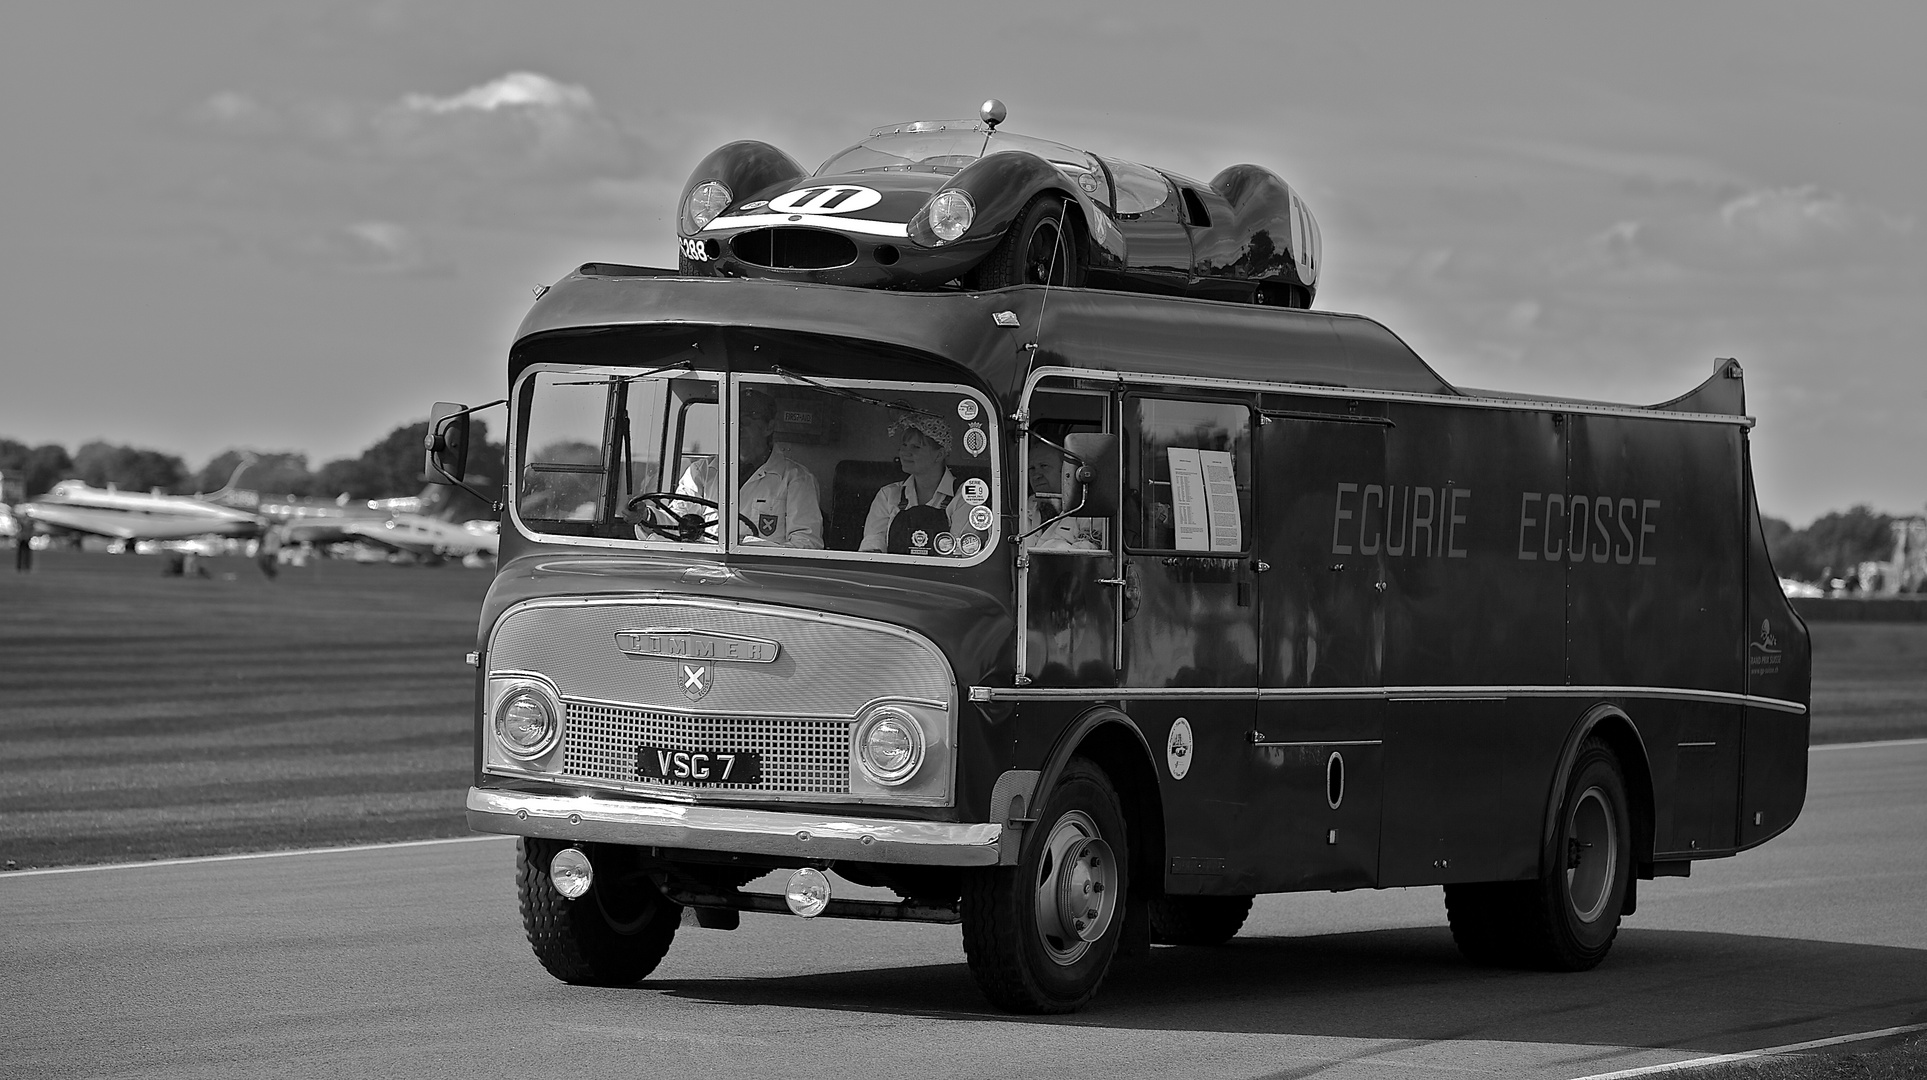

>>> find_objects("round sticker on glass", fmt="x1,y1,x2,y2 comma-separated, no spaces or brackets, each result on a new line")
968,504,993,531
934,532,956,556
959,532,982,556
960,477,989,505
956,398,979,421
963,426,987,456
911,529,929,549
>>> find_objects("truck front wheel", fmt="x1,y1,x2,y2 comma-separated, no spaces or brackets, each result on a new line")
962,757,1129,1013
517,838,681,986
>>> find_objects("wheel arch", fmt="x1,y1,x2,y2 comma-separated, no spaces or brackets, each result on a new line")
1542,703,1655,876
1033,706,1166,893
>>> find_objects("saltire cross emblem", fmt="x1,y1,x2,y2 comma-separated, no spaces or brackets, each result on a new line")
681,662,712,701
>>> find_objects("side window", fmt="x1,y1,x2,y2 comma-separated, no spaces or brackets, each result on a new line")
1023,389,1113,555
519,371,613,524
1124,397,1252,553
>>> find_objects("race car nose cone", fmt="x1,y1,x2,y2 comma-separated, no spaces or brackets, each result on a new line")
980,99,1006,129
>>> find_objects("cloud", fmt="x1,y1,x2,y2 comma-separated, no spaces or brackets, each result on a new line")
270,220,452,277
186,71,653,179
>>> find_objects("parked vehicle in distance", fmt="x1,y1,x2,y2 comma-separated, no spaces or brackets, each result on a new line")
677,100,1322,307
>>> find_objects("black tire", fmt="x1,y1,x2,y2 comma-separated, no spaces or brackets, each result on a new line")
970,194,1085,290
1448,737,1631,971
1149,894,1253,946
961,757,1128,1013
517,838,681,986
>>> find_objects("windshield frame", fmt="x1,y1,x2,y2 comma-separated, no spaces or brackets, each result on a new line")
508,364,1002,567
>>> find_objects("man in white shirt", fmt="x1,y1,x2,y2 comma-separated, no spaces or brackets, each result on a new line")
671,391,824,548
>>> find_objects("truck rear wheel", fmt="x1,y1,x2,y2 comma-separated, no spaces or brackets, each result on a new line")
1149,894,1253,946
962,757,1128,1013
517,838,681,986
1446,737,1631,970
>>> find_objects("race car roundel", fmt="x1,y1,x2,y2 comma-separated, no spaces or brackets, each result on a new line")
768,185,882,216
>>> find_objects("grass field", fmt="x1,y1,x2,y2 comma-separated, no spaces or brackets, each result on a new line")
3,549,1924,870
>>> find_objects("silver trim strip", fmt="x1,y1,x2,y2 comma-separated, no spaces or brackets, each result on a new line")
1021,365,1756,428
701,213,912,238
967,684,1808,715
466,788,1002,867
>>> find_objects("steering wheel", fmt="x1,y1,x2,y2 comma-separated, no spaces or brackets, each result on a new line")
624,492,760,543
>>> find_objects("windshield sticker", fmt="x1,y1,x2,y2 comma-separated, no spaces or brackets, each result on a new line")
934,532,956,556
969,504,994,531
963,426,987,456
960,477,989,505
957,398,979,421
769,185,882,215
959,532,981,556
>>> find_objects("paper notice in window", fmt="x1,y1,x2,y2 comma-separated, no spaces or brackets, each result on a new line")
1199,449,1242,552
1167,448,1209,551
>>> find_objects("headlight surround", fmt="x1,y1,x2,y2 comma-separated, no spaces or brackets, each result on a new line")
854,705,925,786
681,180,732,234
493,682,561,759
926,190,974,243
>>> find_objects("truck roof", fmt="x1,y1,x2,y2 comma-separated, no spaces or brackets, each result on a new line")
513,266,1747,420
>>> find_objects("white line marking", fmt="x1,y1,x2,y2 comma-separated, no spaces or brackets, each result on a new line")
0,834,514,878
1812,737,1927,751
1570,1022,1927,1078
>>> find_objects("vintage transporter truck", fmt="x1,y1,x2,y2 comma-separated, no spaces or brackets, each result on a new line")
432,266,1810,1013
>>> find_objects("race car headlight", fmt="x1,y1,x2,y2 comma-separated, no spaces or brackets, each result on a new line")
855,705,925,786
493,683,561,759
926,190,974,243
681,180,732,234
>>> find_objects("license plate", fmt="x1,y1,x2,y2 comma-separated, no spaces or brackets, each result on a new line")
635,746,763,785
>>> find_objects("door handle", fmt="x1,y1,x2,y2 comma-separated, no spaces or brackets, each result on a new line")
1097,577,1127,586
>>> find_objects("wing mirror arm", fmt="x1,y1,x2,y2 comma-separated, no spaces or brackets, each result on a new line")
1016,431,1118,540
424,399,508,513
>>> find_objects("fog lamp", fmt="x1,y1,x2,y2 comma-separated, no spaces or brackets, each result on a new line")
785,867,831,917
550,847,592,899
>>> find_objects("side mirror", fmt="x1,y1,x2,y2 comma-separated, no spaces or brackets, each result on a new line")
1062,432,1118,517
424,402,470,484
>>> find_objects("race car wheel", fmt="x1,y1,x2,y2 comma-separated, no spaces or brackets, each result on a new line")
1149,894,1253,946
972,194,1084,289
961,757,1128,1013
1449,738,1630,971
517,838,681,986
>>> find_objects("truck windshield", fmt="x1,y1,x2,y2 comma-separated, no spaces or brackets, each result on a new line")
514,366,999,563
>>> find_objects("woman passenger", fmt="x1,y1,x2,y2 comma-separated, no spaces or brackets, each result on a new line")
859,414,975,553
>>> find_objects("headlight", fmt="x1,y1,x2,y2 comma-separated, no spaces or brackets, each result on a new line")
926,190,974,243
682,180,732,234
855,706,925,786
494,684,560,759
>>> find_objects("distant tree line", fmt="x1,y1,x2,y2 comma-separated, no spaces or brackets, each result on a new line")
0,420,506,503
1761,506,1905,583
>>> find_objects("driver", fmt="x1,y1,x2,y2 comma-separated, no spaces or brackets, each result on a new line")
666,390,823,548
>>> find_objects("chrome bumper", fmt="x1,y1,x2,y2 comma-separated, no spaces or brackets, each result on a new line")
466,787,1005,867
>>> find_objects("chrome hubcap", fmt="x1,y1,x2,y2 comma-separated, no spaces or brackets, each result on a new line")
1565,785,1618,923
1032,810,1117,965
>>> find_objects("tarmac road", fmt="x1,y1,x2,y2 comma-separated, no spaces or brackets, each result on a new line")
6,741,1924,1080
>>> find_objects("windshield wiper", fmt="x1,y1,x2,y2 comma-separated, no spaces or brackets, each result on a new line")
554,359,694,386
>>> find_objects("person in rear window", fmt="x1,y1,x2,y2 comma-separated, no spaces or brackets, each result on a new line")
674,390,823,548
860,414,974,554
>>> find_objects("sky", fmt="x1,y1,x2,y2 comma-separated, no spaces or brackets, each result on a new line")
1,1,1920,525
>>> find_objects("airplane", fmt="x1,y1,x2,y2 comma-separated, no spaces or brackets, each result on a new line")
266,483,498,561
13,471,265,544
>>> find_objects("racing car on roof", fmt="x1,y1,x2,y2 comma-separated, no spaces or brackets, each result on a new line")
676,100,1322,308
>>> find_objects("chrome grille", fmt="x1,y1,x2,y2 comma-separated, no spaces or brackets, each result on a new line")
563,701,850,795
